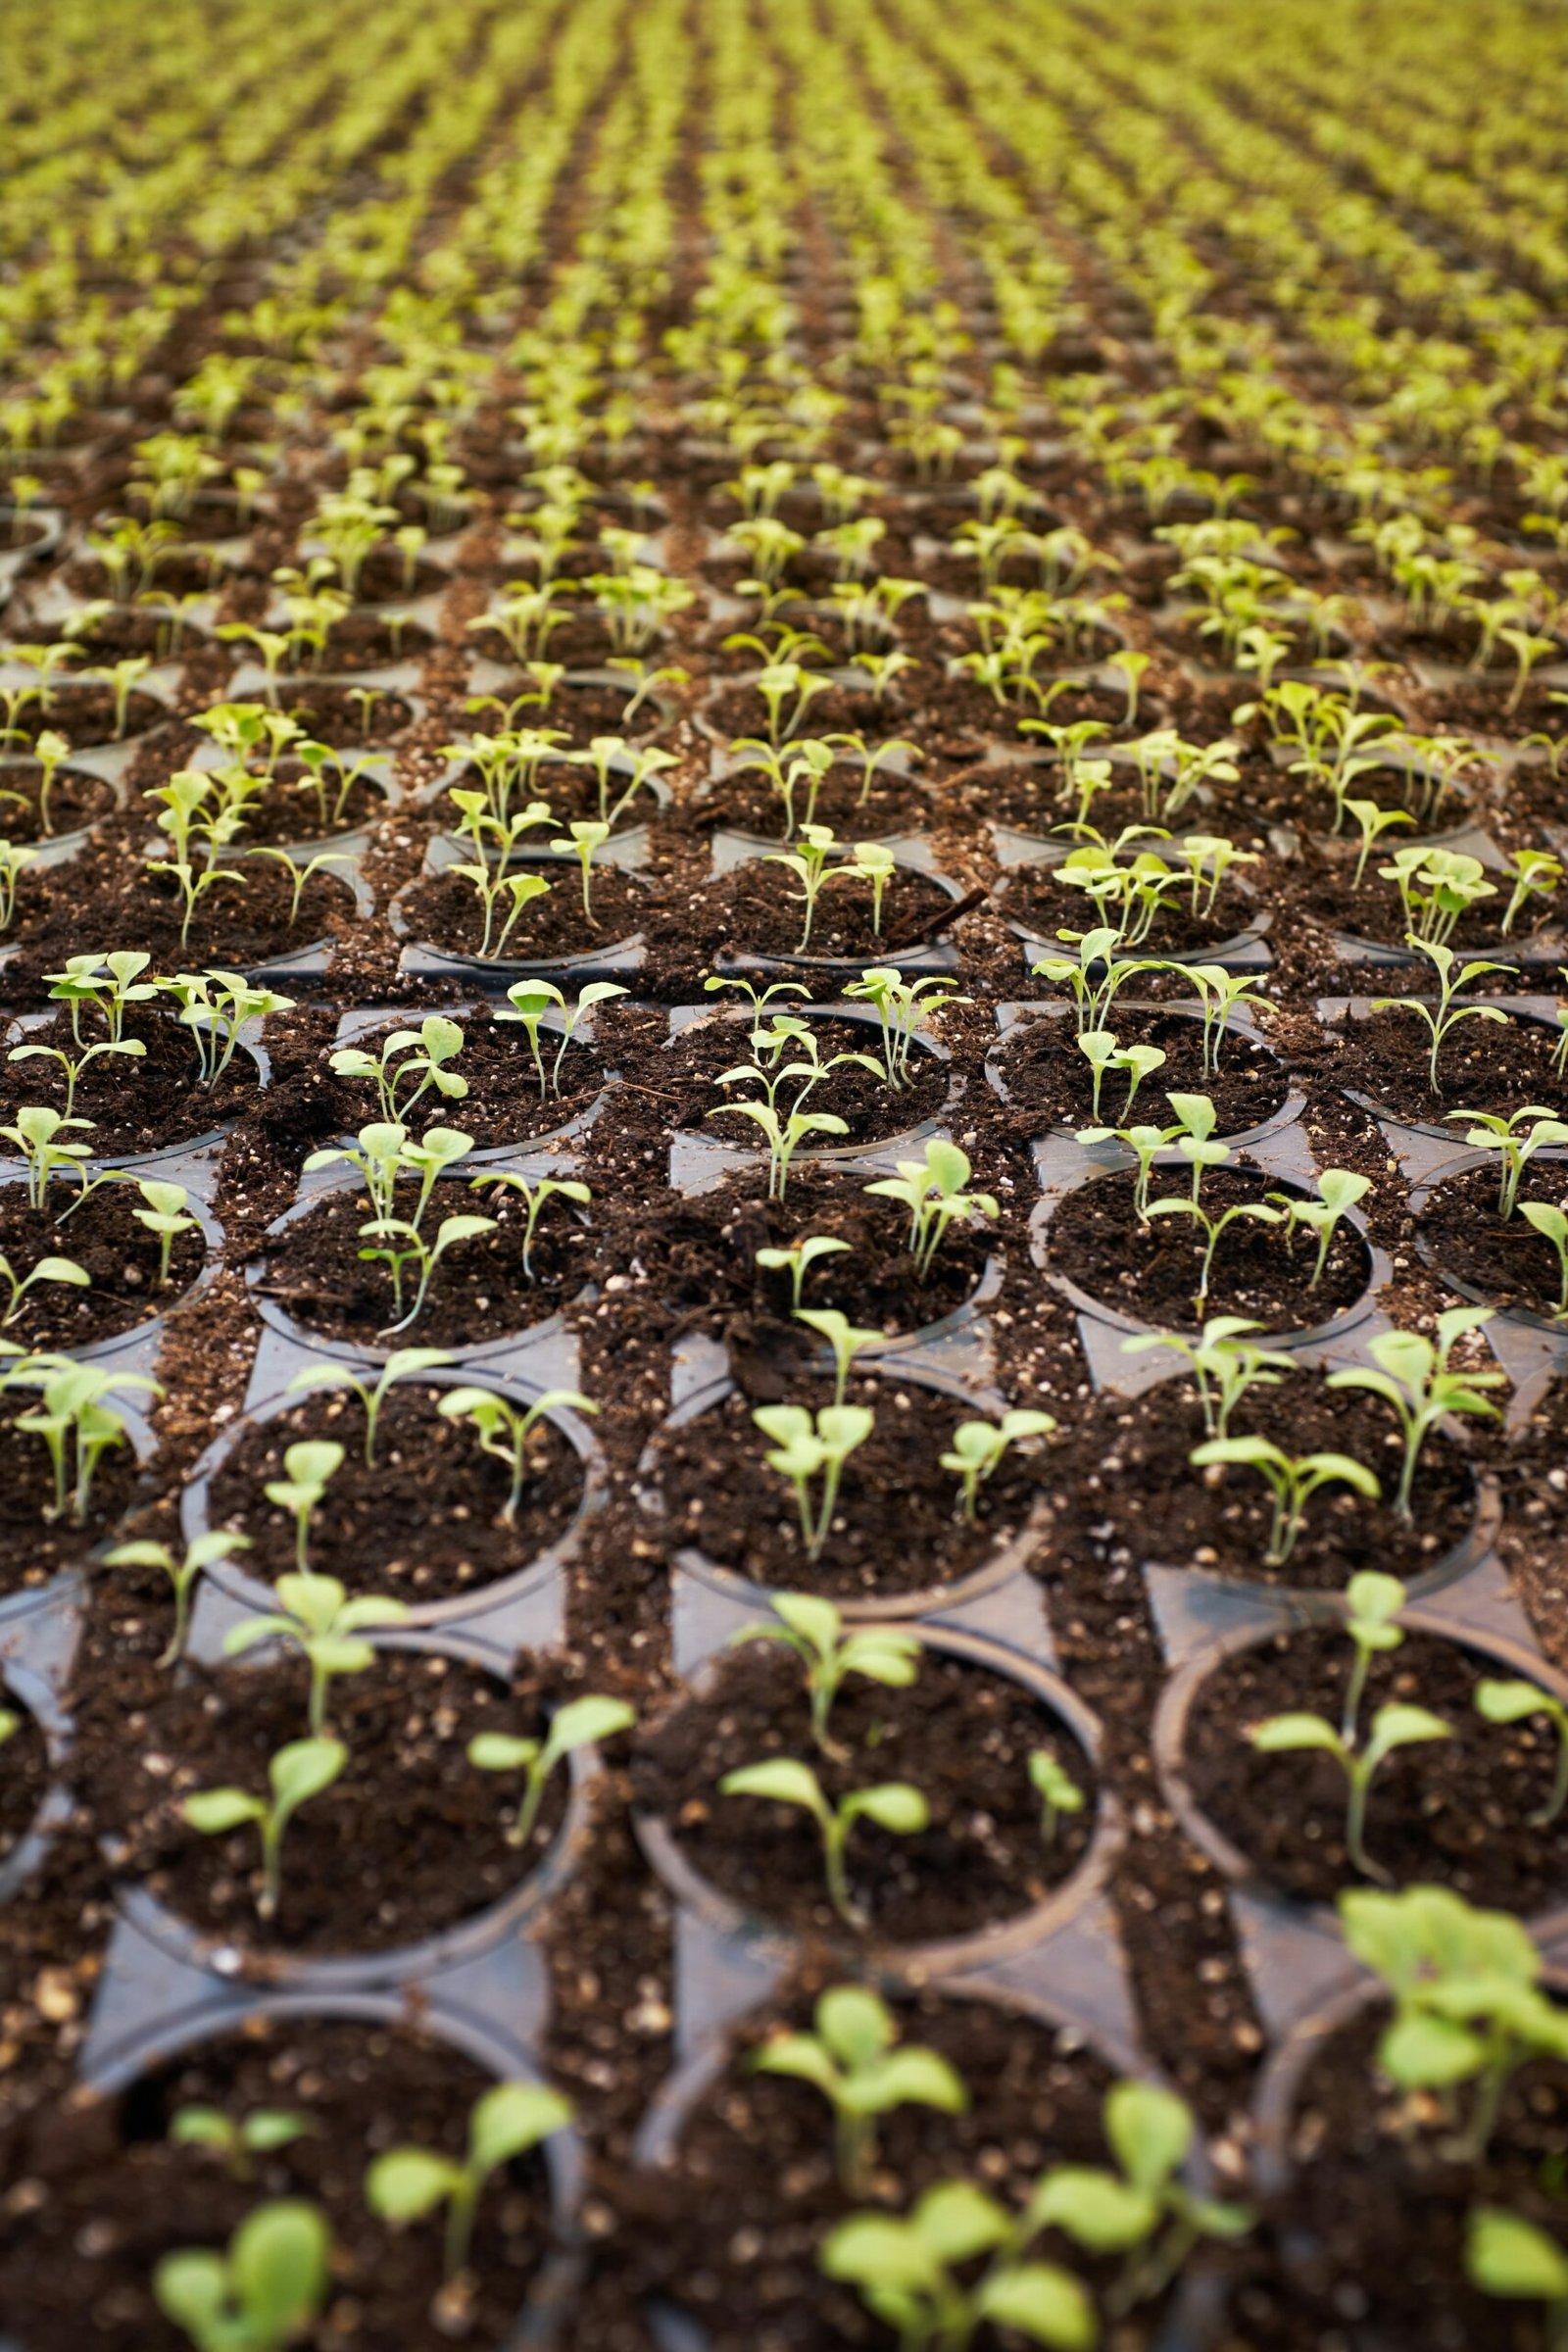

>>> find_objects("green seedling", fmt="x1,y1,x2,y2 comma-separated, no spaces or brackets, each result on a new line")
1268,1168,1370,1289
104,1531,252,1668
1500,850,1563,936
1076,1028,1166,1121
0,1250,88,1326
1146,1188,1284,1313
223,1571,410,1736
366,2081,574,2282
1341,1884,1568,2160
1327,1306,1504,1516
171,2106,314,2184
0,843,37,933
1373,943,1512,1096
154,2199,330,2352
1467,2209,1568,2345
843,966,969,1089
1475,1678,1568,1827
1029,1750,1086,1849
329,1016,467,1127
263,1440,343,1576
1190,1436,1380,1565
184,1736,346,1923
794,1307,884,1405
550,818,611,924
437,1382,595,1520
709,1099,850,1200
730,1592,921,1760
451,861,551,958
131,1178,198,1289
865,1138,1000,1280
752,1985,966,2194
468,1169,589,1279
1522,1200,1568,1314
1121,1317,1291,1440
468,1692,634,1848
821,2180,1096,2352
249,845,353,929
1448,1104,1568,1220
942,1409,1056,1522
1250,1703,1450,1883
15,1361,159,1524
718,1757,928,1930
497,978,626,1097
7,1023,143,1119
157,971,295,1089
756,1233,851,1310
754,1401,874,1559
284,1348,454,1467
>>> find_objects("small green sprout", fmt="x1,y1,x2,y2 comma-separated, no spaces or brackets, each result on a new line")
496,978,626,1098
1028,1750,1086,1848
222,1571,410,1737
1326,1306,1504,1517
794,1305,883,1405
329,1016,467,1127
285,1348,454,1467
264,1440,343,1575
1341,1884,1568,2160
436,1383,596,1521
1522,1200,1568,1314
1121,1317,1291,1440
104,1531,252,1668
864,1138,1000,1281
756,1233,851,1310
821,2180,1096,2351
154,2200,330,2352
718,1757,929,1929
365,2081,574,2282
549,817,611,924
468,1168,589,1279
754,1402,874,1559
1467,2208,1568,2342
730,1591,921,1758
170,2105,314,2184
1373,943,1511,1096
1250,1703,1450,1883
941,1409,1056,1523
183,1736,346,1923
1447,1104,1568,1220
1189,1436,1380,1566
131,1178,198,1289
14,1361,159,1524
1268,1168,1371,1289
708,1098,849,1200
1475,1678,1568,1827
752,1985,966,2193
467,1692,634,1848
0,1250,88,1326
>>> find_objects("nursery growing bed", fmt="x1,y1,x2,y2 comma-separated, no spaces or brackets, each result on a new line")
10,5,1568,2347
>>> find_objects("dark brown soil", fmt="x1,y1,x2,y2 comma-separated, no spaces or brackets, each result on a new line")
268,682,416,746
1419,1161,1568,1314
81,1647,567,1952
0,2015,564,2349
1045,1165,1371,1330
0,1403,142,1595
700,861,959,964
1183,1625,1568,1911
221,763,388,846
627,1991,1180,2352
1052,1374,1480,1591
697,758,933,839
0,1006,259,1153
5,688,168,750
615,1163,993,1333
1276,2008,1568,2352
466,675,635,738
1298,854,1547,950
0,763,117,842
0,1181,206,1347
0,1699,49,1859
4,860,351,995
1339,1004,1568,1122
634,1642,1095,1942
283,615,433,672
253,1179,589,1348
1002,863,1261,953
651,1369,1049,1597
326,1007,604,1149
399,865,650,960
663,1012,950,1147
445,756,663,835
202,1382,585,1600
995,1008,1289,1135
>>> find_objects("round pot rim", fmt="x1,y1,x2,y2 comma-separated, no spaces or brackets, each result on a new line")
1152,1598,1568,1933
0,1169,222,1350
179,1366,604,1628
1409,1151,1568,1335
633,1618,1119,1969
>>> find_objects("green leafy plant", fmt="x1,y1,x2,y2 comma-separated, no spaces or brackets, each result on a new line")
1373,943,1511,1095
222,1571,410,1737
718,1757,928,1929
284,1348,454,1467
436,1382,596,1521
1120,1317,1291,1439
864,1138,1000,1280
1326,1306,1504,1516
1190,1435,1380,1565
794,1306,883,1405
0,1249,87,1326
171,2105,314,2184
154,2200,330,2352
1466,2208,1568,2344
183,1736,346,1923
104,1530,252,1668
753,1402,874,1559
1447,1104,1568,1220
468,1168,589,1280
263,1439,343,1576
496,978,626,1097
752,1985,966,2193
1474,1677,1568,1827
1522,1200,1568,1315
821,2180,1096,2350
1028,1750,1086,1849
941,1409,1056,1522
14,1360,159,1524
468,1693,634,1848
366,2081,574,2281
730,1592,921,1758
1268,1168,1371,1289
328,1015,468,1127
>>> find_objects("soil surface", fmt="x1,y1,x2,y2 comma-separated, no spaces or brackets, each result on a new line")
0,1181,206,1347
634,1642,1096,1943
0,1005,260,1152
1418,1160,1568,1315
994,1007,1289,1135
